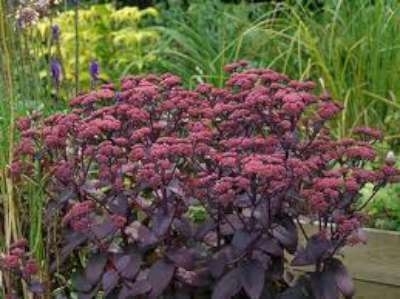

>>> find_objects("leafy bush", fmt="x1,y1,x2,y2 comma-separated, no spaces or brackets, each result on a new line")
37,4,160,90
363,182,400,231
7,63,399,298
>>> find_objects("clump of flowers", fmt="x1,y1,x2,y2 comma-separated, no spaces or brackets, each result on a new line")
11,64,399,298
0,239,43,297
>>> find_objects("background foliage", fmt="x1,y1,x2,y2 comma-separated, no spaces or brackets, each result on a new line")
37,4,160,92
156,0,400,141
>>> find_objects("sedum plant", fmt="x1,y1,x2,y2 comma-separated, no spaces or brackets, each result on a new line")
7,63,399,298
36,4,160,90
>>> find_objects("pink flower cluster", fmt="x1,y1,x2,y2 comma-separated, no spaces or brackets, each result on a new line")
0,239,41,295
62,200,95,228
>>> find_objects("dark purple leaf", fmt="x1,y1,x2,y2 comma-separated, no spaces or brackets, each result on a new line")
124,221,158,247
91,220,118,239
309,271,339,299
324,258,354,298
242,201,270,226
166,247,196,270
85,253,108,284
220,214,244,235
152,208,174,237
109,194,129,215
211,268,241,299
194,220,216,240
272,217,298,254
232,230,255,253
306,234,332,260
252,249,272,270
234,193,251,207
118,280,151,299
148,260,175,297
291,247,312,267
173,218,193,238
256,237,283,257
115,253,141,279
240,260,265,299
208,247,234,278
72,272,92,292
102,270,119,295
209,257,227,279
28,281,45,294
292,234,332,266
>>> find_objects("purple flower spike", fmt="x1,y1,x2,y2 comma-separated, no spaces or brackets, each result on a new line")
51,24,60,42
89,60,100,82
50,58,62,88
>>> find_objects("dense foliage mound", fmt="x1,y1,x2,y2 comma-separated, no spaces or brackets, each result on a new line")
5,63,399,298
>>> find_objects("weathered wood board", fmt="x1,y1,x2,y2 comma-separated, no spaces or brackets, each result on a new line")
344,228,400,287
355,281,400,299
300,225,400,298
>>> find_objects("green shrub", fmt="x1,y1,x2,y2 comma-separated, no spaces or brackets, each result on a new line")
363,183,400,231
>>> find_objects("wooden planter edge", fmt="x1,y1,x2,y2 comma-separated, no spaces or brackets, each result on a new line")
300,224,400,287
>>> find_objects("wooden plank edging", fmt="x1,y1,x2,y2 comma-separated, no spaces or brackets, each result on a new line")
300,225,400,287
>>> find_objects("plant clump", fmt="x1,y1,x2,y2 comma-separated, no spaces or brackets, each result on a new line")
0,239,43,296
9,62,399,298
